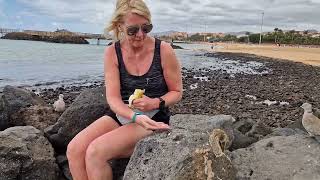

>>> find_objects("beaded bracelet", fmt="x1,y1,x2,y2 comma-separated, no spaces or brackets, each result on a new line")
131,112,142,123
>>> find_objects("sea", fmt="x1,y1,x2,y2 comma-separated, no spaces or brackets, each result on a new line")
0,38,269,92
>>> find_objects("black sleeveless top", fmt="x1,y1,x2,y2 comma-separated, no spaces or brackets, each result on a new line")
115,38,169,102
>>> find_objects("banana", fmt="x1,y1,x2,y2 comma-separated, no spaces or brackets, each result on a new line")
128,89,145,108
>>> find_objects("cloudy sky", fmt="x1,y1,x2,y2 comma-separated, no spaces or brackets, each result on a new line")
1,0,320,34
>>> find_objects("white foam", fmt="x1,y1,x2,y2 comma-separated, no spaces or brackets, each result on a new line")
245,95,257,100
280,101,290,106
193,76,209,82
190,83,198,90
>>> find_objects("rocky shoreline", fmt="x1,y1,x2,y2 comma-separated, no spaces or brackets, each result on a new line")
2,32,89,44
37,52,320,129
1,52,320,179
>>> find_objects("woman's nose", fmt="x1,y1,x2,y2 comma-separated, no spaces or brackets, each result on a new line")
136,28,144,37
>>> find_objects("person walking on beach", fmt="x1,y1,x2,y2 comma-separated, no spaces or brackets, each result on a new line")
66,0,183,179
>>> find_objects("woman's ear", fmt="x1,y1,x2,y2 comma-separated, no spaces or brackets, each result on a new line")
118,24,123,32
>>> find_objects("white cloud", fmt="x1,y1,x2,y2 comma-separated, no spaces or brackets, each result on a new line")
11,0,320,33
0,0,5,18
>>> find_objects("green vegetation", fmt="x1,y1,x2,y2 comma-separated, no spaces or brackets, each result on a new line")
187,33,206,41
228,29,320,45
161,28,320,46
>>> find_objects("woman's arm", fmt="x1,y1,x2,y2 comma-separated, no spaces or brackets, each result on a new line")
104,45,135,121
159,41,183,107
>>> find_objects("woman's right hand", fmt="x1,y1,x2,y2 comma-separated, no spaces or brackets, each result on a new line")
135,115,171,131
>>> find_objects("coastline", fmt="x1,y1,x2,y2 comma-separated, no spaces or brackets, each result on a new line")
34,51,320,129
2,50,320,179
213,42,320,66
1,32,89,44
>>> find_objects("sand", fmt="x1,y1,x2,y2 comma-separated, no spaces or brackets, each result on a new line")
214,43,320,66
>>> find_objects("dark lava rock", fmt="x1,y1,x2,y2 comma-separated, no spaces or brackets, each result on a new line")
44,86,111,153
0,126,61,180
171,43,183,49
2,32,89,44
38,51,320,139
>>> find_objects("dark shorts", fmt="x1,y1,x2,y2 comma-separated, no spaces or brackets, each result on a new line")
106,109,171,126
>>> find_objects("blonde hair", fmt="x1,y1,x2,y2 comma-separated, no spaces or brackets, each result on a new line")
105,0,151,40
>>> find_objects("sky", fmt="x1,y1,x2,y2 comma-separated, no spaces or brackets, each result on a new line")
0,0,320,34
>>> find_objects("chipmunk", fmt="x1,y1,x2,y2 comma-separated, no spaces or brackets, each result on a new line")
128,89,145,108
209,128,230,157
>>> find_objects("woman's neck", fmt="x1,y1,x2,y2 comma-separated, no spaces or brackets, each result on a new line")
123,36,151,54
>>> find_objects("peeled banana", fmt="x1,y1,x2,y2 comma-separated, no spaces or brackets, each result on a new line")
128,89,145,108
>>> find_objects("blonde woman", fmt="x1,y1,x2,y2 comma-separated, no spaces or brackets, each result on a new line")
66,0,182,179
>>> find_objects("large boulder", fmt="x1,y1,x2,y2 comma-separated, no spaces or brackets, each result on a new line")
0,126,61,179
10,105,60,132
0,86,46,130
231,134,320,180
44,87,111,152
2,32,89,44
174,148,236,180
123,114,236,180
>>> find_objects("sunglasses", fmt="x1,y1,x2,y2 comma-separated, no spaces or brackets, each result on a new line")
126,24,153,36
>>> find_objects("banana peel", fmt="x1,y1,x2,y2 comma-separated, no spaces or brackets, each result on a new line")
128,89,145,108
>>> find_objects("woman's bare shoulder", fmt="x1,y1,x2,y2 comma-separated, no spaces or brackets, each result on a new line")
104,43,118,65
159,40,176,62
160,40,173,52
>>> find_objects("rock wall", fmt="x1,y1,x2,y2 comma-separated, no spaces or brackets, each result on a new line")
2,32,89,44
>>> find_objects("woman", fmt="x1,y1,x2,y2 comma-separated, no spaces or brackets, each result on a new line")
66,0,182,179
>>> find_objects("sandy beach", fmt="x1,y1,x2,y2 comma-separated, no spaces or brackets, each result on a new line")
214,43,320,66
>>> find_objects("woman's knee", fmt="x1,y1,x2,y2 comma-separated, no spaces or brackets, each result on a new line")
67,137,85,161
85,141,112,163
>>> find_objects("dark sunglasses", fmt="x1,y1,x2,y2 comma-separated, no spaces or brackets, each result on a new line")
126,24,153,36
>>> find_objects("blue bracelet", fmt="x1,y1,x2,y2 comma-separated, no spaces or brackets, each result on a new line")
131,112,142,123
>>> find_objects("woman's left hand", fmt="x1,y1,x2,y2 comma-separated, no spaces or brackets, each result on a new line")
132,95,158,112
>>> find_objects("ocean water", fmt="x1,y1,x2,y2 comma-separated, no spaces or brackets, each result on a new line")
0,39,270,91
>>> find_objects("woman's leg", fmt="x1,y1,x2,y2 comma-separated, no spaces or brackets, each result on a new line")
66,115,120,180
85,123,153,180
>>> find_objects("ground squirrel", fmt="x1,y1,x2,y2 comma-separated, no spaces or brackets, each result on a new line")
209,128,230,157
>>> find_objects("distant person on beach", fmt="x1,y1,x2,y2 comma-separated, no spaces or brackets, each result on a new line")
66,0,182,179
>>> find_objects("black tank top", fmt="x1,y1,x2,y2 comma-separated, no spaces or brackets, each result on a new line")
115,38,168,102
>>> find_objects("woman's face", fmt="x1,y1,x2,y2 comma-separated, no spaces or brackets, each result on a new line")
121,12,151,48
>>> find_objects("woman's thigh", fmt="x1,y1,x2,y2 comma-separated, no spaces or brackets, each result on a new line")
67,115,120,154
86,123,153,160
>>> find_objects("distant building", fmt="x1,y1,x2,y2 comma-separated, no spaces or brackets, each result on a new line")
54,29,75,36
169,32,188,40
24,30,53,36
